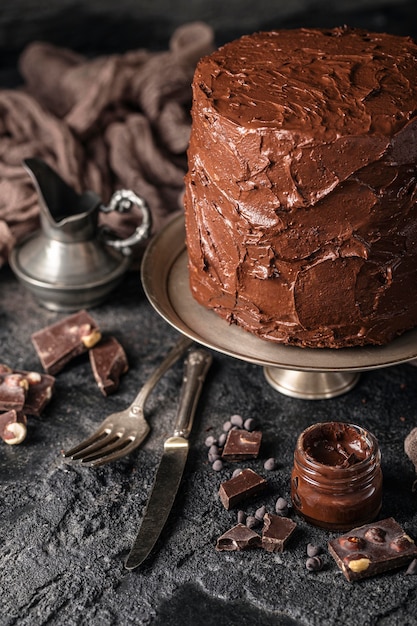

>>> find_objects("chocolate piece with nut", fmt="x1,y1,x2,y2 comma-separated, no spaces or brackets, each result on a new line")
0,372,28,411
222,428,262,461
216,523,262,551
0,410,27,445
31,310,101,374
218,468,267,510
328,517,417,581
262,513,297,553
89,336,128,396
16,369,55,416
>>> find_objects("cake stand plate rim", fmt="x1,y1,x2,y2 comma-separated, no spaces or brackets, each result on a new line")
141,214,417,373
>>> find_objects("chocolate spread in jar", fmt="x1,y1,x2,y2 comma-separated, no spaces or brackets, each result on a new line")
291,422,382,530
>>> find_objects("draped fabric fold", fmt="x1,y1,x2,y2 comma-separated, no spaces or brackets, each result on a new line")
0,21,214,266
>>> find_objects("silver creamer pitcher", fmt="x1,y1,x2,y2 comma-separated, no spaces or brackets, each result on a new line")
9,158,152,311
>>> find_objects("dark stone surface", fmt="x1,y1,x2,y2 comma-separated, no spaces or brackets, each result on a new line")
1,2,417,624
1,263,417,626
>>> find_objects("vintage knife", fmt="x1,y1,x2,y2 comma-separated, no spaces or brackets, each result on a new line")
125,346,213,570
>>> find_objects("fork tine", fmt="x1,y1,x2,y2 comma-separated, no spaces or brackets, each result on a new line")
63,428,111,458
81,437,140,467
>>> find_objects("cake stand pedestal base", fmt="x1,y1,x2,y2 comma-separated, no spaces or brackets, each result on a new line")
263,367,361,400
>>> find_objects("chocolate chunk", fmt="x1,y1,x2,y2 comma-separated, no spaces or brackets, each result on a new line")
0,410,27,444
89,336,128,396
328,517,417,582
216,523,261,551
17,370,55,416
0,373,28,411
218,468,267,510
261,513,297,553
32,310,101,374
222,428,262,461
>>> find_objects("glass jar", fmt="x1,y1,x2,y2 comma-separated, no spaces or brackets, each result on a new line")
291,421,382,531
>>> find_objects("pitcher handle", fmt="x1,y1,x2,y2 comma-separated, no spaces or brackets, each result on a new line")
100,189,152,253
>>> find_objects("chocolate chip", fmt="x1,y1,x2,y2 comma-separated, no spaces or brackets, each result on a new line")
230,414,244,428
232,468,243,478
255,505,267,521
237,510,246,525
406,558,417,575
243,418,257,431
212,459,223,471
246,515,258,529
205,435,218,447
218,433,227,448
307,543,322,557
222,420,233,432
275,497,289,515
208,444,220,463
306,556,323,572
264,457,277,471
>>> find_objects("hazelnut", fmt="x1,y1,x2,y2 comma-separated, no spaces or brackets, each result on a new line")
390,535,414,553
0,410,27,445
81,329,102,349
339,536,366,551
364,527,386,543
345,556,371,573
26,371,42,385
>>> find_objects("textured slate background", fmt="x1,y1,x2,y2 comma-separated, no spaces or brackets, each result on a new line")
1,263,417,625
1,1,417,624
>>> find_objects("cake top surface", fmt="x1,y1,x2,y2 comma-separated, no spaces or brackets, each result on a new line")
195,27,417,138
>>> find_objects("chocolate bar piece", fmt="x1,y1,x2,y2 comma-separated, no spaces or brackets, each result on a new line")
89,336,128,396
0,365,55,416
216,523,262,551
0,373,28,411
262,513,297,553
219,468,267,510
18,370,55,416
222,429,262,461
328,517,417,582
0,409,27,444
31,310,101,374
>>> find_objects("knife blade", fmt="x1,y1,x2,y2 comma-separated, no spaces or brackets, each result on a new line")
125,346,212,570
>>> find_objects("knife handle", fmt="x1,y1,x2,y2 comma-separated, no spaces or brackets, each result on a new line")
173,348,212,439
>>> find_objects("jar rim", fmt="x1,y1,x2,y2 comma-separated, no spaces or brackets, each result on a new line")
295,421,379,476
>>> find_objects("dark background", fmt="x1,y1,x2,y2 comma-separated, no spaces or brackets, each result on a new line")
1,0,417,85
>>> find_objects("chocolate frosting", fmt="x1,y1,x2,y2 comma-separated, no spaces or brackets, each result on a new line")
184,27,417,348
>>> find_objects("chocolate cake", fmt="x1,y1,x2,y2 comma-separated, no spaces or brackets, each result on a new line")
184,27,417,348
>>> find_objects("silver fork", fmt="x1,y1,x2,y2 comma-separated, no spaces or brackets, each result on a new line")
63,335,193,467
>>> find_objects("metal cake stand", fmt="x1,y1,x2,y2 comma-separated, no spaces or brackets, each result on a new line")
141,215,417,400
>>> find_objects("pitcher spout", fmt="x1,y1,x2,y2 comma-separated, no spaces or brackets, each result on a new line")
23,157,102,242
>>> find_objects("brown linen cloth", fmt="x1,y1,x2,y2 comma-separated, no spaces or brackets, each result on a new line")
0,22,214,267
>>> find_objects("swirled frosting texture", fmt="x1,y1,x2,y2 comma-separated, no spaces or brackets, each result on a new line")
184,27,417,348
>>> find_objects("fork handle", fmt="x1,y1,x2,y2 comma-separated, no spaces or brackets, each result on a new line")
173,348,213,439
130,335,193,413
